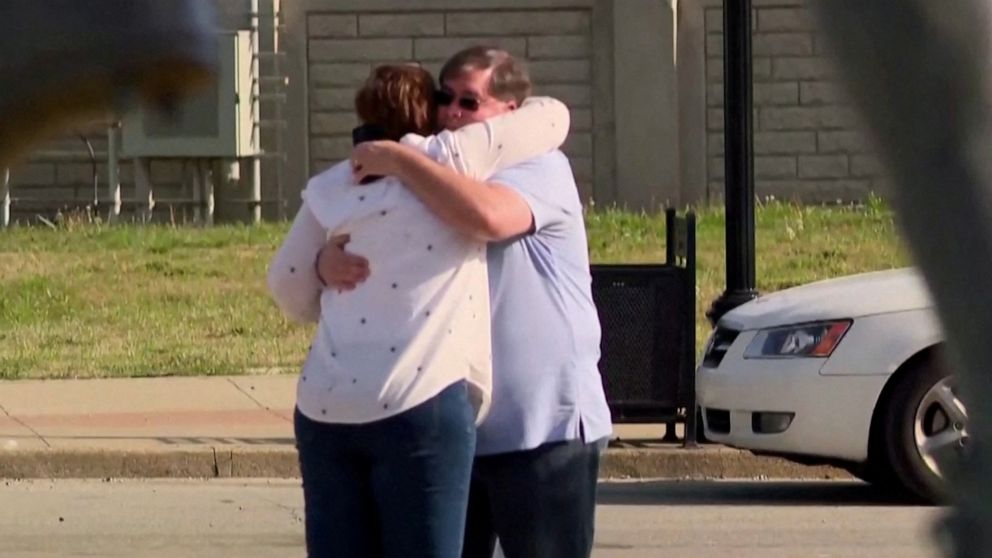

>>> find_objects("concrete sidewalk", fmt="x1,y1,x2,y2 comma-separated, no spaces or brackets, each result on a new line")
0,375,851,480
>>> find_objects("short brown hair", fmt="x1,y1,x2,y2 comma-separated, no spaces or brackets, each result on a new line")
438,46,532,104
354,64,437,140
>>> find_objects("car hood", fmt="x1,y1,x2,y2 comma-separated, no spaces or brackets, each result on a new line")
720,268,933,331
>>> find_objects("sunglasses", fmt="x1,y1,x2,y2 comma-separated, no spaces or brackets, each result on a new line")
434,90,483,112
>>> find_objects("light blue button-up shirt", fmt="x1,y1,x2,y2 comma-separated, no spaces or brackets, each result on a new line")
477,150,613,456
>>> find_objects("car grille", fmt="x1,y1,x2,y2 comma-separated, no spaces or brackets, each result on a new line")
706,408,731,434
702,328,740,368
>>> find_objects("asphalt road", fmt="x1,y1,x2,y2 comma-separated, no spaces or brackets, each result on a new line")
0,479,945,558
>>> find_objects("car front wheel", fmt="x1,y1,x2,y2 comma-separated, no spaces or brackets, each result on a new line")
881,356,968,503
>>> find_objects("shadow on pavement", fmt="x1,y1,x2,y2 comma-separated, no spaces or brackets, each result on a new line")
597,480,932,508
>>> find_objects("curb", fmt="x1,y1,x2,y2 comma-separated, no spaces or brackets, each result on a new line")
0,446,852,480
601,448,851,480
0,448,298,479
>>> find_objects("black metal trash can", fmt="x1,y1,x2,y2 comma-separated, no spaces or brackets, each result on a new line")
590,209,697,445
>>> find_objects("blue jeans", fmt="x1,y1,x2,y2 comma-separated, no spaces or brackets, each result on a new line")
462,438,604,558
294,381,476,558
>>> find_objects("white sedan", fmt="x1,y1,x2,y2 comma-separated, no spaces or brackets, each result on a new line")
697,268,969,503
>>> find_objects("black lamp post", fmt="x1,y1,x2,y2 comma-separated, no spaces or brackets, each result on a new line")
707,0,759,325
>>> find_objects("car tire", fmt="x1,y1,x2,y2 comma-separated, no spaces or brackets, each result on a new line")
850,459,897,490
880,355,966,504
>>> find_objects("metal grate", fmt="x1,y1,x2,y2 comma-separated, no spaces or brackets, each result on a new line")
590,210,696,440
592,265,689,419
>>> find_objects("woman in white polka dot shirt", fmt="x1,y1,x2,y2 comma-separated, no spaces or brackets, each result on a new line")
267,64,569,558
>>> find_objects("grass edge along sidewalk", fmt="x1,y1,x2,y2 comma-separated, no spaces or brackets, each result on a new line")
0,200,906,379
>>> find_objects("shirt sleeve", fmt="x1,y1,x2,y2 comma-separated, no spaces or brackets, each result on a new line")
301,161,356,231
267,201,325,324
488,151,578,235
400,96,571,182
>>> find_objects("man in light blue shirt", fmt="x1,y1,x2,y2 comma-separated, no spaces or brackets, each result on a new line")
335,46,612,558
479,151,612,456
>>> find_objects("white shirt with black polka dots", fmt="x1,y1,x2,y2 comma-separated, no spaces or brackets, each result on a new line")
300,161,491,424
268,97,570,425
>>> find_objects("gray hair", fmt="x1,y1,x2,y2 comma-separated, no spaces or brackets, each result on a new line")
438,46,532,104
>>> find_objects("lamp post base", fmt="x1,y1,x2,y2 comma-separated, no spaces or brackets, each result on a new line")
706,289,759,327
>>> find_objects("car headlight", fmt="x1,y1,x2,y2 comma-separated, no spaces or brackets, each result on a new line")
743,320,852,358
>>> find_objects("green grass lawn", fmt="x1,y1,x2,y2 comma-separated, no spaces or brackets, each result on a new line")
0,200,908,379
